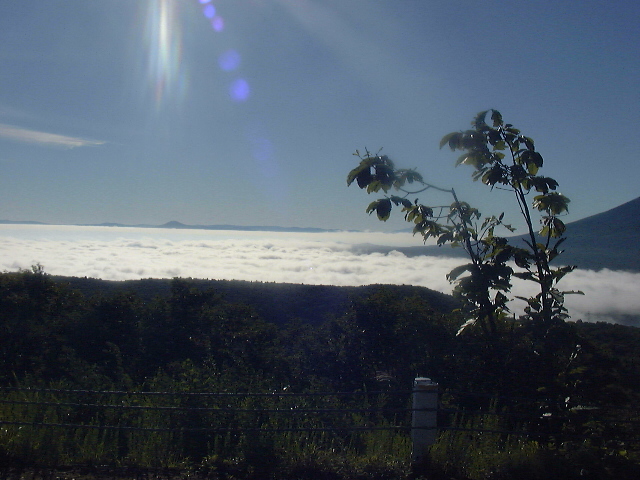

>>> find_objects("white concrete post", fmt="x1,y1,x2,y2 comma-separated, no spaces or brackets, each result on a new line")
411,377,438,463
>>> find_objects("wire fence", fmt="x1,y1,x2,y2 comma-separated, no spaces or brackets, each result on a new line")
0,387,412,433
0,385,638,466
1,386,637,435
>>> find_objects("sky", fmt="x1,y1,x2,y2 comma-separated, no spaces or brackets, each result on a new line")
0,0,639,233
2,225,639,326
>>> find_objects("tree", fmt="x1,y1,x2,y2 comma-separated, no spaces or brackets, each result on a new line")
0,265,83,382
347,109,582,342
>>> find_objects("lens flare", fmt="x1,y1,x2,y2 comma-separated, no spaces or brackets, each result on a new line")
203,4,216,19
143,0,187,111
230,78,250,102
219,50,241,71
211,16,224,32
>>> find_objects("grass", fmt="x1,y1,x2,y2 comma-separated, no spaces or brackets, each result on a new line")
0,385,413,478
1,385,638,479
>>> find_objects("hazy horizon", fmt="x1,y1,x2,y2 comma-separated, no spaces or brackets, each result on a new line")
2,224,638,327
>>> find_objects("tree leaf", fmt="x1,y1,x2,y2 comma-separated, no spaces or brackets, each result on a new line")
440,132,458,149
457,153,478,167
456,318,476,336
533,192,570,214
437,232,454,245
356,168,373,188
390,195,412,208
346,165,365,186
366,180,382,193
492,140,506,151
447,263,473,282
366,198,392,221
482,165,507,186
490,109,503,127
522,136,535,150
474,110,489,129
487,129,502,145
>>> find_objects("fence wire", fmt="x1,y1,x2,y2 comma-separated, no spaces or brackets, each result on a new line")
0,386,637,442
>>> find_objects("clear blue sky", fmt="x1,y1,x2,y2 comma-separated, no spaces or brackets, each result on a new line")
1,0,638,232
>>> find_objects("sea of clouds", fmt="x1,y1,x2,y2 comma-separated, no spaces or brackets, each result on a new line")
1,225,639,326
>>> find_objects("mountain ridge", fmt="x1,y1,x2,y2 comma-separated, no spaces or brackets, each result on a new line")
0,219,340,234
353,196,640,272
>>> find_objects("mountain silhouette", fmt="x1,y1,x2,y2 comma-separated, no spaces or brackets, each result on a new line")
552,196,640,271
158,221,188,229
355,197,640,272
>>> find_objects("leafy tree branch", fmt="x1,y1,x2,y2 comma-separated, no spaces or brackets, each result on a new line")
347,110,582,339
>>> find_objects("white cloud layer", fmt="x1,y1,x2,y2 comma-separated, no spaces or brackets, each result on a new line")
1,225,638,326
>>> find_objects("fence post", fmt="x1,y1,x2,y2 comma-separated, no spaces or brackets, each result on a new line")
411,377,438,464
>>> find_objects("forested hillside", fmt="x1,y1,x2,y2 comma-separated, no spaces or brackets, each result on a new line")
54,275,459,327
0,268,466,392
1,268,639,479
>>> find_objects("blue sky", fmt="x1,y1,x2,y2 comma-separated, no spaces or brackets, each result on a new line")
1,0,638,232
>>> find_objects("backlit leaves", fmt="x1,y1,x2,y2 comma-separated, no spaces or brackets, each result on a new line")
518,150,544,175
440,132,459,149
348,109,576,339
346,154,396,193
366,198,392,221
540,216,567,238
490,109,503,127
533,192,570,215
523,176,559,194
404,204,434,223
352,168,371,188
447,263,473,282
366,193,418,221
390,195,413,208
482,164,508,186
395,169,424,187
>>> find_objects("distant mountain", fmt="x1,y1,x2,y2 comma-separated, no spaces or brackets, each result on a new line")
0,220,47,225
155,221,337,233
158,221,188,229
535,196,640,271
354,197,640,272
0,219,338,234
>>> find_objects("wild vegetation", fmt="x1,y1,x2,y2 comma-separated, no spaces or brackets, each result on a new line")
348,110,581,340
0,267,639,479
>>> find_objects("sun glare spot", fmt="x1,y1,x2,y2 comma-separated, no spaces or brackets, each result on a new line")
211,16,224,32
198,0,211,4
203,4,216,19
144,0,185,110
219,50,241,71
230,78,250,102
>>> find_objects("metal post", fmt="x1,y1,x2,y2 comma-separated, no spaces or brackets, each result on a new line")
411,377,438,464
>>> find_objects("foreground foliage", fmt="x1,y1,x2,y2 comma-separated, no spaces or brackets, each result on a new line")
0,268,639,478
348,110,584,344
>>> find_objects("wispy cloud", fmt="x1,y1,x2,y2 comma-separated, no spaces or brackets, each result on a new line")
1,226,638,326
0,124,105,149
